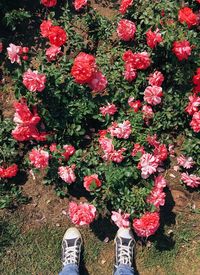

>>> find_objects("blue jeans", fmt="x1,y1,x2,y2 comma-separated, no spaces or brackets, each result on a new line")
59,264,134,275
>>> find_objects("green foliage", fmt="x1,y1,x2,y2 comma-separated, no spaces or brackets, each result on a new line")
4,9,31,30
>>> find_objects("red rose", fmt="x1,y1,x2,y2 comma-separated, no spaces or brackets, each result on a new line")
123,50,151,70
83,174,102,191
0,164,18,178
193,68,200,86
48,26,67,47
68,201,96,225
41,0,57,7
119,0,133,14
71,52,96,84
146,28,163,49
172,40,191,61
178,7,197,28
74,0,87,11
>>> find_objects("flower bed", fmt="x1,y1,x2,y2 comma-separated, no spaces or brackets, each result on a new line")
0,0,200,238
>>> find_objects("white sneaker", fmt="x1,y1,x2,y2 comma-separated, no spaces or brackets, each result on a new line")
61,227,82,267
114,228,135,272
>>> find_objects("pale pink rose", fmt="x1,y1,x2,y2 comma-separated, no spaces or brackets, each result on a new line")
138,153,159,179
111,209,130,228
177,155,195,169
29,148,49,169
146,187,166,208
154,175,167,189
23,69,46,92
148,71,164,87
7,43,23,65
99,136,114,153
181,172,200,188
108,120,132,139
68,201,96,225
100,103,117,116
144,86,163,105
46,45,61,61
58,165,76,184
88,71,108,92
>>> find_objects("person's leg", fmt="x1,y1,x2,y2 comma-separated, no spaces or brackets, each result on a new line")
59,227,82,275
114,228,135,275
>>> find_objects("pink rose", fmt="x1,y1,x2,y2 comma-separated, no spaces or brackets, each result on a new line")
144,86,163,105
40,20,53,37
108,120,132,139
68,201,96,225
133,212,160,237
46,45,61,61
83,174,102,191
111,209,130,228
148,71,164,87
123,63,137,82
88,71,108,92
29,148,49,169
181,172,200,188
190,111,200,133
117,19,136,41
23,69,46,92
100,103,117,116
172,40,192,61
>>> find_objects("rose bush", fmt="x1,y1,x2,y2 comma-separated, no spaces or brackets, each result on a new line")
0,0,200,238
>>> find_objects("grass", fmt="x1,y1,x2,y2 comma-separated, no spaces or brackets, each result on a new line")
1,211,200,275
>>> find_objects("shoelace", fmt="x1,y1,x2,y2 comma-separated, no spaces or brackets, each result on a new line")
63,245,79,265
118,244,132,265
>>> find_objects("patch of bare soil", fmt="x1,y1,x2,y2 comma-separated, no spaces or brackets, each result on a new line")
17,173,70,232
90,0,119,19
0,82,15,119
